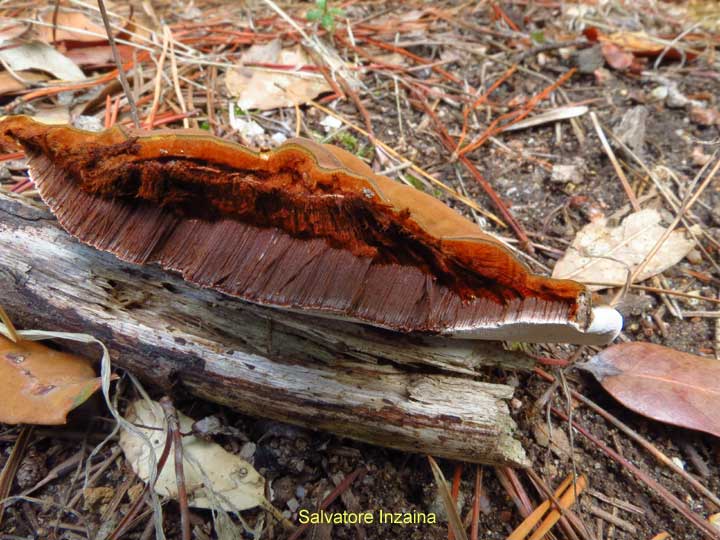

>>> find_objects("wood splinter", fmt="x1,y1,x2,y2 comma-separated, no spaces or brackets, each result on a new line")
0,115,622,345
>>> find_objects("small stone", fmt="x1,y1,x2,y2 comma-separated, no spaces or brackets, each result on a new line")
672,457,686,470
239,441,256,461
686,249,702,265
16,447,47,489
614,106,649,156
650,86,668,101
287,498,299,512
72,115,104,132
575,45,604,74
689,106,720,126
691,146,712,166
551,164,581,184
271,132,287,145
272,476,295,505
296,485,306,499
320,115,342,132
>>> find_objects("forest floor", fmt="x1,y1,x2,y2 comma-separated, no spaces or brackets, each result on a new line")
0,1,719,539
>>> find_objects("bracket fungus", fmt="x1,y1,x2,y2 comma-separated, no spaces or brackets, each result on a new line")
0,116,621,344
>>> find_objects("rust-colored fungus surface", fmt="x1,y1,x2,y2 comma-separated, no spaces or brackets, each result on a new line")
0,116,619,344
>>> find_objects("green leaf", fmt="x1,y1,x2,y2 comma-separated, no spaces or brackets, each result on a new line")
321,12,335,31
530,30,546,44
306,8,322,21
315,0,327,8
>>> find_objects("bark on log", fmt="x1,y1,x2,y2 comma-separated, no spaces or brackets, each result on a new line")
0,192,530,466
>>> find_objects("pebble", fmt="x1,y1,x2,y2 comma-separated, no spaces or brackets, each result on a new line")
551,164,581,184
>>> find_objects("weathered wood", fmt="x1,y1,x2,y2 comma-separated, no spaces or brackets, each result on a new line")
0,192,530,466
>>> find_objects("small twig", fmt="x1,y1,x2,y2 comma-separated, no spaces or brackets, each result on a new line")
146,28,171,129
0,426,33,527
0,305,20,343
550,406,720,539
589,112,640,211
166,26,189,129
495,467,533,518
535,367,720,511
97,0,140,128
631,153,720,283
448,463,464,540
159,397,190,540
409,87,534,252
470,466,482,540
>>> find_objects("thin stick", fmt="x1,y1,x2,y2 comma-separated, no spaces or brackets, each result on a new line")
97,0,140,128
0,305,20,343
535,367,720,511
469,466,482,540
448,463,464,540
589,112,640,211
630,154,720,283
159,397,190,540
146,28,171,129
166,26,189,129
551,406,719,539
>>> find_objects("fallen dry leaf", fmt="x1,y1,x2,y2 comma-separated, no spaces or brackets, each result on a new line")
0,41,85,81
581,342,720,438
66,44,134,68
37,10,107,45
552,208,699,290
689,106,720,126
225,38,331,110
0,335,102,425
532,422,573,459
0,71,50,96
119,399,266,513
0,18,29,43
601,42,634,70
585,27,697,62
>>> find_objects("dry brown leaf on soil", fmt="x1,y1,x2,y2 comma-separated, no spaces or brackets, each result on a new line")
584,27,697,62
0,71,50,96
119,399,266,512
36,9,107,45
0,335,103,425
600,42,634,71
552,208,699,290
580,342,720,438
225,38,331,110
0,41,85,81
65,44,134,68
0,18,29,43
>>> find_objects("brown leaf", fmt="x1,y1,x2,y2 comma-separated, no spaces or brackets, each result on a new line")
552,208,699,290
0,336,102,425
37,10,107,45
581,342,720,437
585,27,698,62
225,39,331,110
600,43,634,71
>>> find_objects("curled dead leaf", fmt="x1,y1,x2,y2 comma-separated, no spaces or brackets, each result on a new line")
0,335,102,425
581,342,720,438
225,39,331,110
601,43,634,71
585,27,698,62
119,399,266,512
552,209,699,290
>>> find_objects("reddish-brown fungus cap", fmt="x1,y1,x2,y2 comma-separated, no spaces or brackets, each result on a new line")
0,115,621,344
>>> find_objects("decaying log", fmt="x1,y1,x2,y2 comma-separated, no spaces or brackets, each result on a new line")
0,192,529,466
